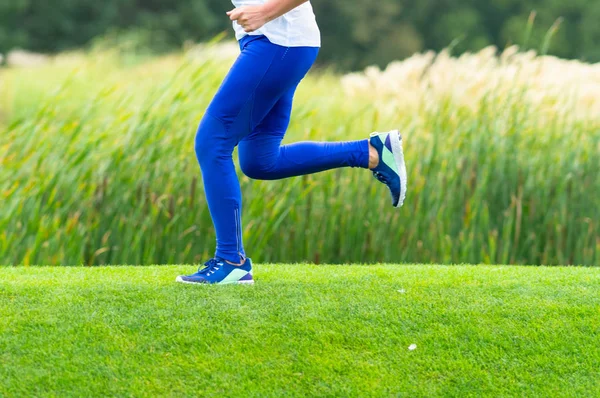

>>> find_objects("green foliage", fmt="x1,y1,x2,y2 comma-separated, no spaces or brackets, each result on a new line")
1,51,598,266
1,265,600,396
1,0,600,70
0,0,228,55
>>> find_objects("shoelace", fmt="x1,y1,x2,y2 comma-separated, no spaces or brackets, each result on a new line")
373,171,389,184
198,258,221,275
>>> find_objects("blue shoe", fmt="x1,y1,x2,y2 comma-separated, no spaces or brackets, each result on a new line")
369,130,408,208
176,258,254,285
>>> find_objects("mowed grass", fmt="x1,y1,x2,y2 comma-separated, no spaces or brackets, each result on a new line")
1,264,599,397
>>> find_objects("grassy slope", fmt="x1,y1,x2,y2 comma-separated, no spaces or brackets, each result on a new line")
1,264,599,397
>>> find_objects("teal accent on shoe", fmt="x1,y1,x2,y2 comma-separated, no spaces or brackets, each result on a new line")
176,258,254,285
369,130,407,208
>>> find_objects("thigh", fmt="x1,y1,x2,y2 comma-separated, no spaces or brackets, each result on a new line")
243,85,296,144
249,45,318,133
240,43,319,147
204,37,285,130
204,37,318,145
237,87,295,169
236,86,294,178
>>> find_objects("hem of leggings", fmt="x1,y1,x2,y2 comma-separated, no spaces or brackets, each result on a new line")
216,251,247,265
361,139,370,169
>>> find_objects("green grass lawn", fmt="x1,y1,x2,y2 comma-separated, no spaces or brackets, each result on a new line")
1,264,599,397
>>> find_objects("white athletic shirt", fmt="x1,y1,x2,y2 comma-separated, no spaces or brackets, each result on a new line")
231,0,321,47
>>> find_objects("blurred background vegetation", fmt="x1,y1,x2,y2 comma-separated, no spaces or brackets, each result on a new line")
1,0,600,70
2,0,599,266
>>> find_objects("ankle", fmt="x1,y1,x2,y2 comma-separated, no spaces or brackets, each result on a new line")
368,143,380,169
225,258,246,267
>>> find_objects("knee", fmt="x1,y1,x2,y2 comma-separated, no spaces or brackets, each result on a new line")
194,129,210,163
239,155,269,180
194,115,221,164
239,147,276,180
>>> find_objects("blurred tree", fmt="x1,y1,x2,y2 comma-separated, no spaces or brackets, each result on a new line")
312,0,422,69
0,0,599,70
580,1,600,62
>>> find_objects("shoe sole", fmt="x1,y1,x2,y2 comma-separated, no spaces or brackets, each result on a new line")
389,130,408,208
175,276,255,285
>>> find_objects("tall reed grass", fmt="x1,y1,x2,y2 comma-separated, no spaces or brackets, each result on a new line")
1,43,598,265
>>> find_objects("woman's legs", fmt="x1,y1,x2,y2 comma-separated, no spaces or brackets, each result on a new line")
195,36,369,264
195,37,318,264
239,87,369,180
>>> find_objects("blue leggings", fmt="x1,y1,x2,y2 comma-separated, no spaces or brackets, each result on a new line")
195,35,369,263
